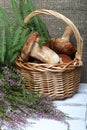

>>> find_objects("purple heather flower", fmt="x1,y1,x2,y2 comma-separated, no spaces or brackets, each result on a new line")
0,66,69,130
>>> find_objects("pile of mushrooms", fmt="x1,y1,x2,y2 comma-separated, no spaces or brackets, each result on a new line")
20,26,76,64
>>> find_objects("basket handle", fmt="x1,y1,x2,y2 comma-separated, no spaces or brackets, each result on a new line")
24,9,83,66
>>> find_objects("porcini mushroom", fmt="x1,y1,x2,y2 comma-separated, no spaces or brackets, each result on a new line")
21,32,38,61
21,32,60,64
46,26,76,59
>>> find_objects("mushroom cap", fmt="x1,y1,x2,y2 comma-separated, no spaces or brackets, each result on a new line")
21,32,39,61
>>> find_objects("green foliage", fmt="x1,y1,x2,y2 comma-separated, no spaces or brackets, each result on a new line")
19,0,30,19
0,0,51,65
27,0,51,41
0,6,14,26
0,19,7,26
4,26,29,64
38,36,48,47
0,27,6,63
11,0,23,26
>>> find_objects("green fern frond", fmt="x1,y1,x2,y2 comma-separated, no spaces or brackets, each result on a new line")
0,19,7,27
10,28,29,53
0,6,14,26
11,0,23,26
19,0,30,19
8,26,15,46
6,26,22,62
9,52,19,63
19,28,29,47
5,26,14,63
0,28,6,63
6,26,15,52
9,28,29,63
27,0,51,45
27,0,42,34
8,26,22,50
13,26,22,45
27,0,35,10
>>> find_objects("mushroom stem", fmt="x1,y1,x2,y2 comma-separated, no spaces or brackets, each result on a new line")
30,39,60,64
61,26,73,41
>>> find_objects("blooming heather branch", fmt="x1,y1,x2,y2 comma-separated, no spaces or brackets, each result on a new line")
0,66,69,130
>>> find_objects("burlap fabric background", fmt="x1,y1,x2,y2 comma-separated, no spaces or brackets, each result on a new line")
0,0,87,83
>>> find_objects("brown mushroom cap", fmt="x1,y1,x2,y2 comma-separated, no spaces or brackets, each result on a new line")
46,38,76,59
20,32,39,61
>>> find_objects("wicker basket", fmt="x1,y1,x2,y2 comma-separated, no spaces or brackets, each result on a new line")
15,9,83,100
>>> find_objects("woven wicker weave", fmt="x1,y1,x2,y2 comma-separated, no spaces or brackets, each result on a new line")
16,9,83,99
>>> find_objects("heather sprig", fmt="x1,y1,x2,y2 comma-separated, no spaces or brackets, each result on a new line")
0,66,69,130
